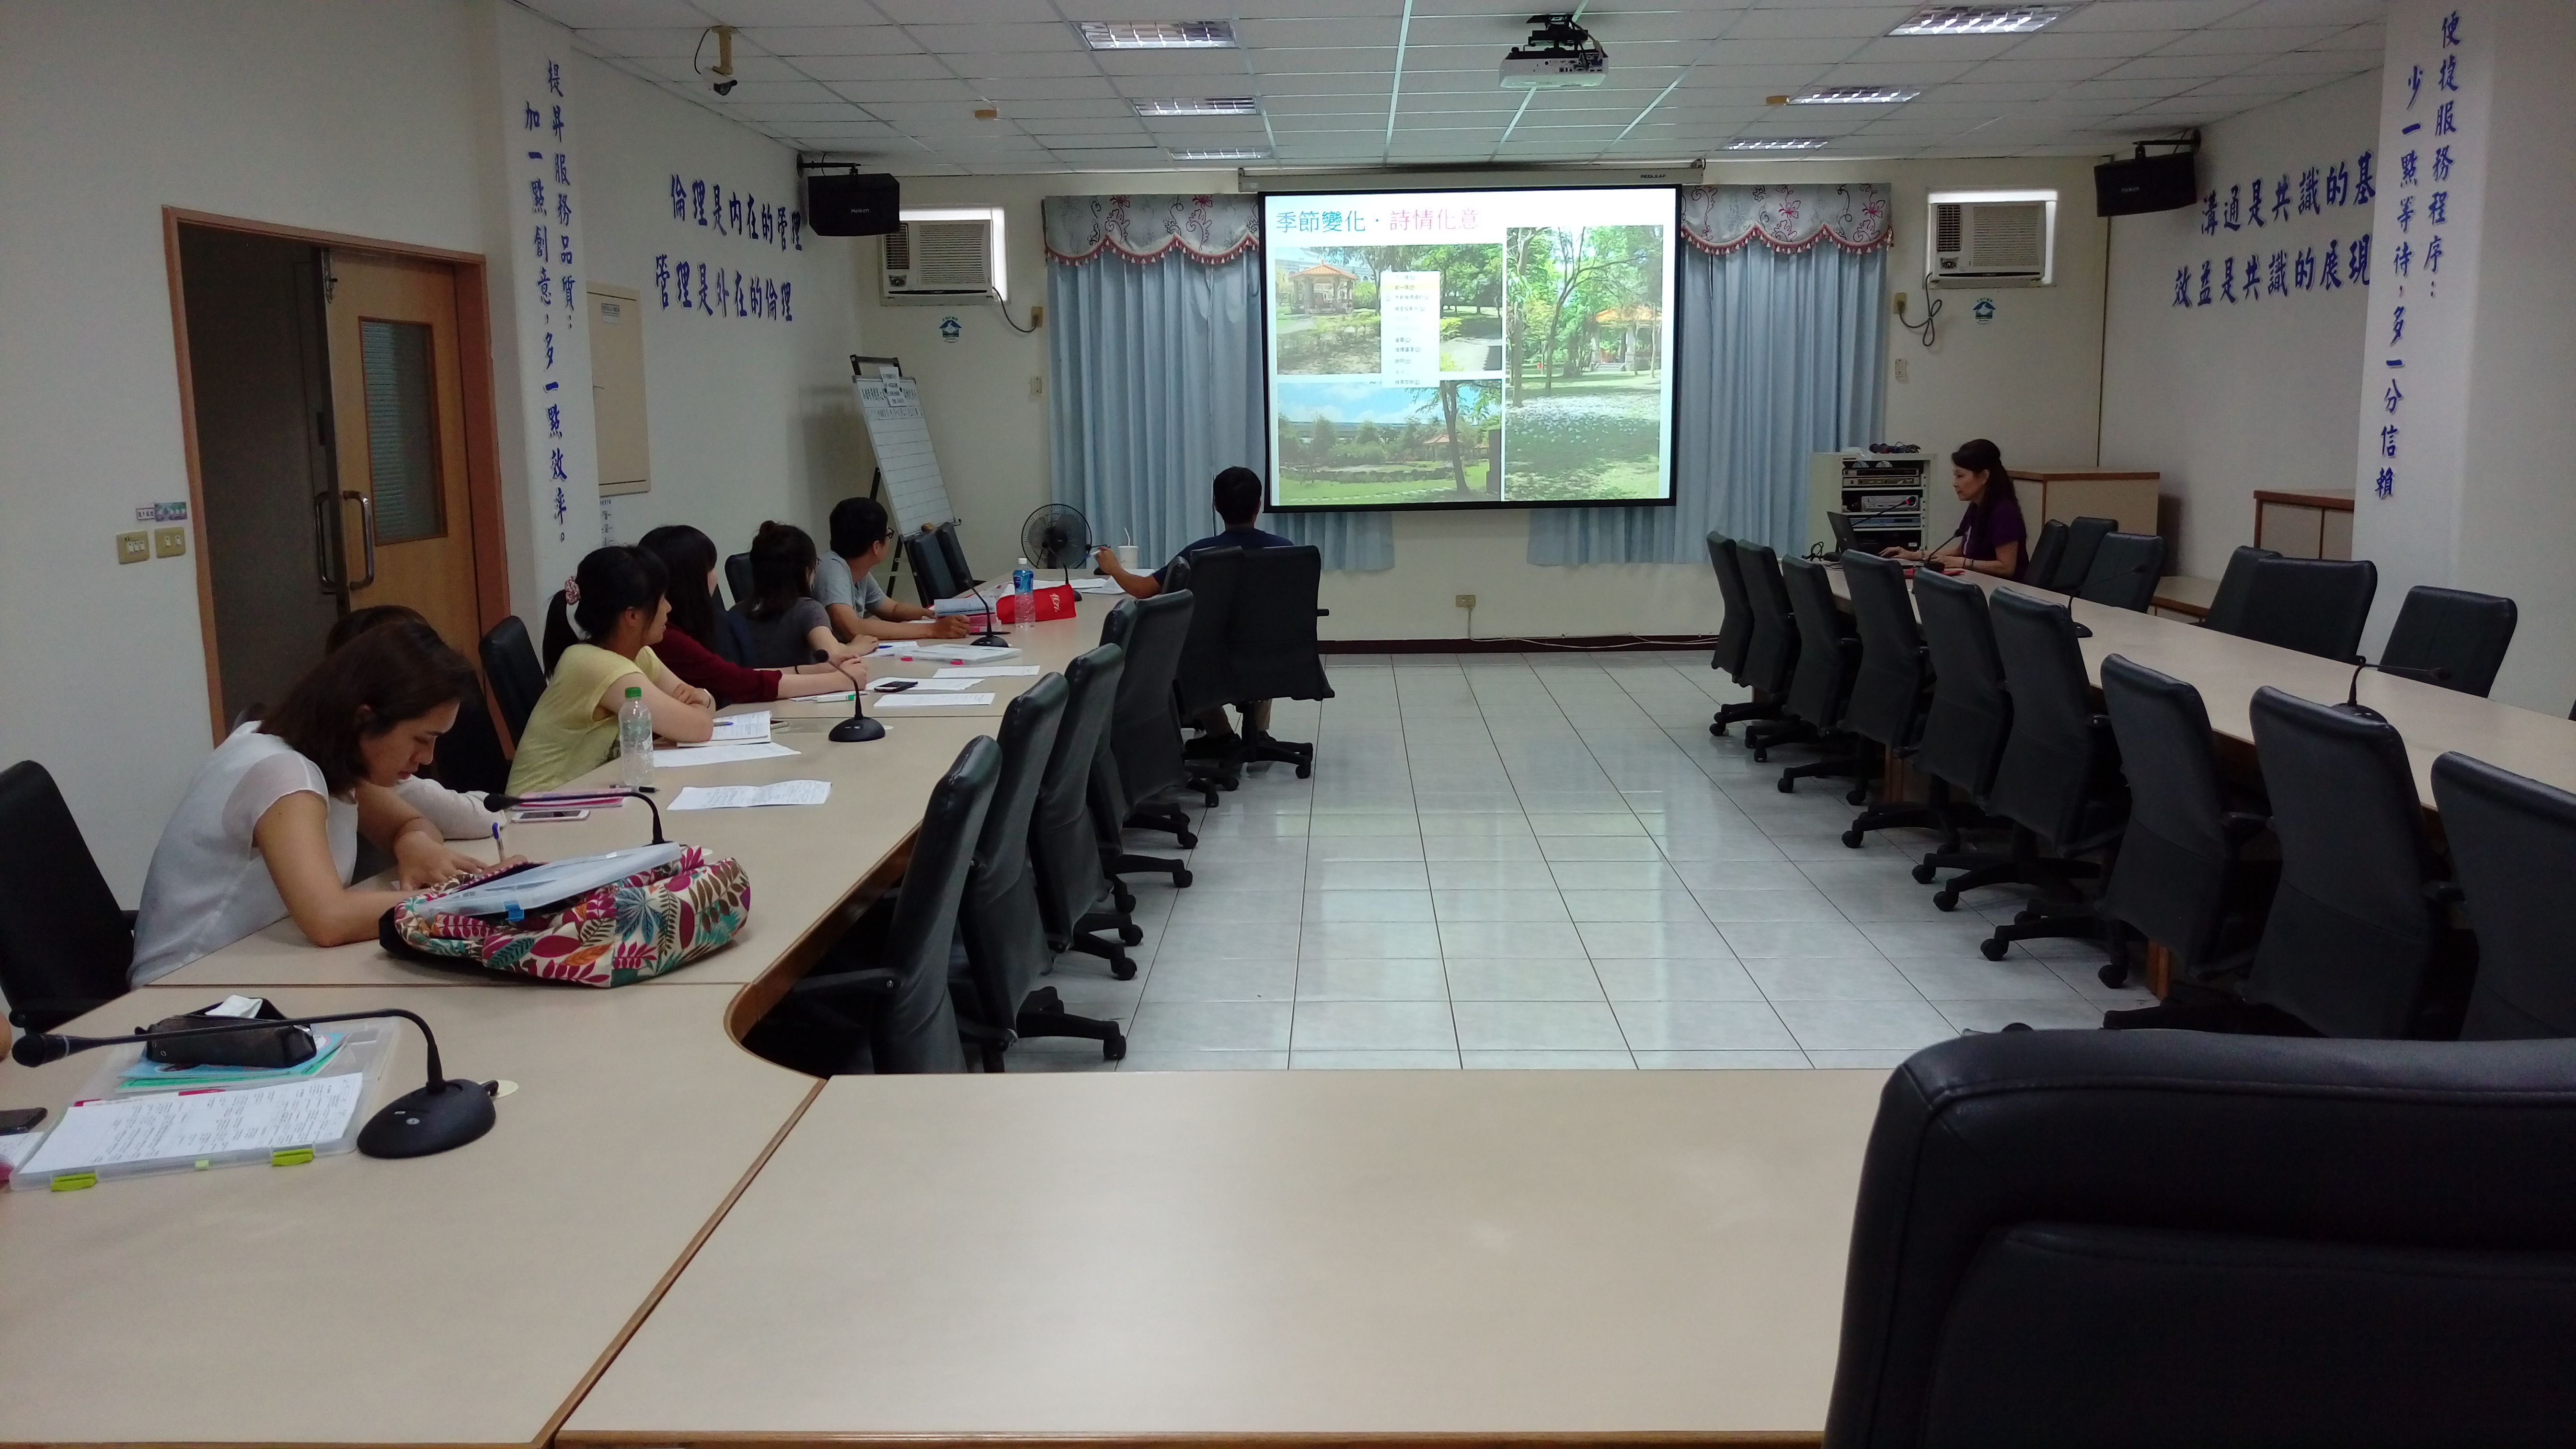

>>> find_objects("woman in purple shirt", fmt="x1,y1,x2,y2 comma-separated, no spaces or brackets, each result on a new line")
1883,438,2026,581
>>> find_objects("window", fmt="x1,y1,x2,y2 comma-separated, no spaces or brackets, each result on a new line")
1926,189,2058,287
359,319,445,542
897,206,1008,300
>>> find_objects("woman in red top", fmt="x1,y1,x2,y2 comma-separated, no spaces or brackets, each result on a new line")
637,525,868,706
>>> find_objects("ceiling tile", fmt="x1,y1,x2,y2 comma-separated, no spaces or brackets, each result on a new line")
1726,6,1918,40
1092,49,1261,76
689,78,847,102
743,25,917,55
969,75,1124,98
2097,53,2256,79
1686,36,1871,64
2306,21,2385,50
2004,28,2188,57
947,52,1104,78
719,100,876,120
527,0,716,26
1574,10,1749,43
904,23,1082,53
1238,16,1406,47
871,0,1060,19
2216,0,2388,25
570,26,737,58
2053,1,2267,32
1254,46,1398,74
1958,56,2118,82
2056,76,2196,99
1838,34,2024,63
698,0,892,22
822,78,986,103
1817,58,1987,84
2156,23,2344,53
1255,71,1401,94
1929,80,2074,103
792,53,957,81
1680,62,1834,89
2236,49,2374,74
634,53,805,83
993,96,1139,117
863,101,1017,126
2180,73,2317,95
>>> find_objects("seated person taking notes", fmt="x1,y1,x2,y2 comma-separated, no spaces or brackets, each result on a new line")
732,522,876,670
638,524,868,706
323,605,500,840
816,497,971,642
1881,438,2025,582
512,545,717,794
1092,465,1295,747
129,621,505,984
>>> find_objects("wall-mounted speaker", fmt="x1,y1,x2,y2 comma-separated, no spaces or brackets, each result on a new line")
805,172,900,237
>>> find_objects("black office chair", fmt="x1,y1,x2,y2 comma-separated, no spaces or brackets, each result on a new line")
2073,529,2165,612
2096,655,2275,993
1168,546,1248,791
2380,585,2517,697
1708,533,1779,736
2022,519,2068,593
1770,557,1870,794
744,737,999,1075
950,675,1125,1068
2045,515,2114,593
1838,552,1939,844
1092,592,1201,888
1031,644,1140,979
427,686,511,797
2236,556,2378,661
1903,571,2014,883
723,552,752,610
1733,541,1806,762
1229,543,1333,778
0,761,133,1033
904,529,962,605
933,520,979,591
2197,544,2278,636
2241,685,2463,1038
479,615,547,748
2433,752,2576,1039
1824,1028,2576,1449
1946,590,2126,963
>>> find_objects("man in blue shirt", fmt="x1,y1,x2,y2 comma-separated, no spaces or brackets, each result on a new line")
1091,466,1294,748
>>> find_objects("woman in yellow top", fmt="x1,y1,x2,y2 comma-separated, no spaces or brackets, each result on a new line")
508,545,717,794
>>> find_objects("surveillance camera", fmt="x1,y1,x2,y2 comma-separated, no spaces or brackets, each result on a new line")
711,76,737,96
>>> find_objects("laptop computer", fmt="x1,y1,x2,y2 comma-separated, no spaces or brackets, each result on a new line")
1827,511,1862,555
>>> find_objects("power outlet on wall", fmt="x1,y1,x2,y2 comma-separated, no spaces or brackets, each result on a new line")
1454,594,1476,610
1894,357,1910,384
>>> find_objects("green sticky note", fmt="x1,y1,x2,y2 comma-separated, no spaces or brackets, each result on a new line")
271,1146,315,1167
49,1172,96,1192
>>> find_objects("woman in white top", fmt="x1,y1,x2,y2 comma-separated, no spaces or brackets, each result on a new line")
129,621,500,985
326,604,501,839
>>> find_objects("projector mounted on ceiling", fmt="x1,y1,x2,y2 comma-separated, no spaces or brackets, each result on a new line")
1500,13,1606,90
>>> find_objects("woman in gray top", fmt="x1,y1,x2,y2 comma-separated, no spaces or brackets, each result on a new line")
733,522,873,669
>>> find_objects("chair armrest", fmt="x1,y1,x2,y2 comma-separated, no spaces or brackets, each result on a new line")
791,967,902,1004
2220,812,2270,849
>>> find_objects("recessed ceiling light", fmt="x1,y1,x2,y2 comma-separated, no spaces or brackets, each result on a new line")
1791,86,1922,104
1888,5,2073,36
1167,145,1270,161
1080,20,1237,49
1132,97,1261,116
1726,138,1832,150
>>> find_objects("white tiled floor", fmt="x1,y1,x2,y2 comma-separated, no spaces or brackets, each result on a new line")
1012,650,2153,1072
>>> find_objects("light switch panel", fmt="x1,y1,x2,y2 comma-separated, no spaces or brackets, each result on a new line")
116,531,150,564
154,527,188,558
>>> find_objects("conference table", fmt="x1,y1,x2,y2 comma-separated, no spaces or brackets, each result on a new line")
0,595,1891,1449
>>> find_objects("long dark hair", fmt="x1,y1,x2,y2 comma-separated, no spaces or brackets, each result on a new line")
746,521,817,622
326,603,430,655
542,545,670,670
1952,438,2018,510
264,620,478,796
637,524,721,649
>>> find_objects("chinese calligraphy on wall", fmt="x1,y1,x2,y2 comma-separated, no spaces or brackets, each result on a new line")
525,59,580,543
2170,147,2374,312
654,171,801,324
2368,7,2472,502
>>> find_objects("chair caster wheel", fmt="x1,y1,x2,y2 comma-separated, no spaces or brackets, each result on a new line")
1711,723,1728,737
1118,924,1143,946
1776,776,1796,794
1846,787,1869,807
1296,763,1311,778
1841,829,1866,849
1172,868,1193,888
2098,961,2130,989
1752,748,1769,763
1113,889,1136,913
1912,862,1939,885
1933,890,1960,912
1980,937,2011,961
1104,1031,1127,1061
1111,956,1137,980
1219,778,1239,792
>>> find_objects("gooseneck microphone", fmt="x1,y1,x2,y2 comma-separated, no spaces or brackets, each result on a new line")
12,1010,496,1159
2339,660,2451,722
487,787,665,844
963,581,1006,648
808,650,883,743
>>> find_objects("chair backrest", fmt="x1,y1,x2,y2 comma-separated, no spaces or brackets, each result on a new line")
0,761,133,1031
2073,530,2166,611
864,736,999,1073
1731,540,1801,697
933,520,977,588
1229,544,1334,704
1985,588,2113,847
1781,556,1859,728
2199,544,2278,637
428,687,511,797
1840,552,1929,753
2381,585,2517,697
2099,655,2240,968
1029,644,1125,938
2431,751,2576,1039
1171,546,1246,718
956,675,1069,1027
1909,570,2013,798
1706,531,1754,680
722,552,752,610
1825,1029,2576,1449
2237,557,2378,662
2047,515,2115,593
2023,519,2068,593
904,529,961,605
479,615,547,748
2244,685,2444,1037
1095,591,1195,811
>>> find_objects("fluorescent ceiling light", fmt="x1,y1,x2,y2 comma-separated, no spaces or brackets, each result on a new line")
1792,86,1921,104
1080,21,1237,49
1888,5,2073,36
1168,146,1270,161
1727,138,1832,150
1132,97,1260,116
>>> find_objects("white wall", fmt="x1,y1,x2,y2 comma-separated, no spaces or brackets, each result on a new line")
860,157,2111,640
2100,71,2381,578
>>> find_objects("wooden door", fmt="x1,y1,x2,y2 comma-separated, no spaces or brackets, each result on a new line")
324,249,482,653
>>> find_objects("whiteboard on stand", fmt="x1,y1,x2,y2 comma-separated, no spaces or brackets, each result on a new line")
852,363,955,536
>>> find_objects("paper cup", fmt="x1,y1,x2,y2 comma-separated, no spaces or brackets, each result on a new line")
1115,544,1140,571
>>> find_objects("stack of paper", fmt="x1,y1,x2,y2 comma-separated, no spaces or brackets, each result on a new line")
670,781,831,811
936,665,1040,678
654,741,798,769
869,676,981,693
20,1074,368,1180
874,692,997,709
871,642,1021,667
694,711,772,745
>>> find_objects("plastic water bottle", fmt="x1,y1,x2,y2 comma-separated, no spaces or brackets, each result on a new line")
618,686,654,788
1012,557,1035,633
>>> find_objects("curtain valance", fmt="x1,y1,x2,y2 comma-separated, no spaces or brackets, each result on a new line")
1042,194,1262,265
1679,184,1894,256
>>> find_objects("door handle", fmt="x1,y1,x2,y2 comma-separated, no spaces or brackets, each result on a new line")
344,490,378,590
313,492,340,594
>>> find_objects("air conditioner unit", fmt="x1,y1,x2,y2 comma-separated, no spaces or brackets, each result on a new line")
1930,198,2051,287
882,218,995,303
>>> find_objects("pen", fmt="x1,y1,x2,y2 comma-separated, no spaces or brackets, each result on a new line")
492,820,504,860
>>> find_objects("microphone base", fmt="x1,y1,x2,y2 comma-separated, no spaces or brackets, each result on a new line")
969,630,1006,649
356,1079,497,1159
829,714,886,743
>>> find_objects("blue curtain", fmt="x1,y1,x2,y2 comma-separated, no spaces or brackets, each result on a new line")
1047,251,1392,571
1529,241,1886,564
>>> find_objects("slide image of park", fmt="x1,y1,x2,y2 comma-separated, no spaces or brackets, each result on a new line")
1501,224,1668,502
1272,244,1506,378
1273,377,1501,508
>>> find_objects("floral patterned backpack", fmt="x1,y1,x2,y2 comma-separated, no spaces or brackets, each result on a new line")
379,846,750,986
